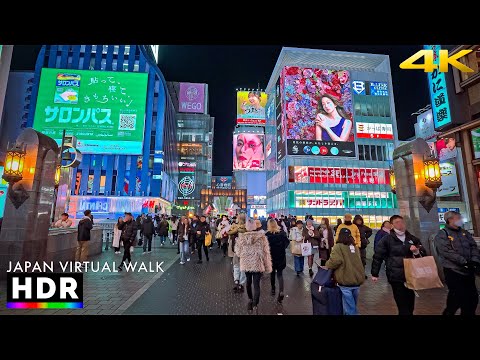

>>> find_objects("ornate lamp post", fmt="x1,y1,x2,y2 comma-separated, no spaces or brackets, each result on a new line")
2,143,29,209
423,155,442,190
389,166,396,194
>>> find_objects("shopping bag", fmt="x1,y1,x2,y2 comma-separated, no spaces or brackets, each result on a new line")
290,241,302,256
301,242,312,257
403,256,444,290
205,233,212,247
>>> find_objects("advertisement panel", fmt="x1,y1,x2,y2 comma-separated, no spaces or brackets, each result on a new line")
416,109,437,140
283,67,355,157
247,195,266,205
33,68,148,155
0,166,7,219
352,80,389,96
266,140,272,158
288,166,390,185
436,137,457,161
236,91,267,125
276,78,286,162
356,122,393,139
292,191,396,209
178,82,205,114
471,126,480,159
425,45,452,130
211,176,233,190
233,133,264,170
438,160,460,197
438,207,460,223
212,196,234,213
177,161,196,200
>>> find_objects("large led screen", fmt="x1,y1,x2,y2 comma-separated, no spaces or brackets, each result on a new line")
33,68,148,155
237,91,267,125
283,67,355,157
233,133,265,170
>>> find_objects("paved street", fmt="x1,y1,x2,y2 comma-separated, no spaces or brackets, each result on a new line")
1,240,479,315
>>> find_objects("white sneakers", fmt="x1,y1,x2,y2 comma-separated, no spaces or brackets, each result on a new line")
187,258,191,262
180,261,185,265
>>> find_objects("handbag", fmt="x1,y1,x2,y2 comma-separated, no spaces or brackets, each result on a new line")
301,241,312,256
290,240,302,256
403,255,444,291
205,233,212,247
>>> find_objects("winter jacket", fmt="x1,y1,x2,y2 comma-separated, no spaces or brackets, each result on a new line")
325,243,365,286
374,229,389,249
227,222,247,257
335,222,361,248
118,219,137,245
142,217,155,237
157,220,169,237
195,221,211,242
266,231,289,270
371,229,426,283
303,226,321,247
434,225,480,276
178,222,191,242
77,216,93,241
353,215,372,249
236,231,273,273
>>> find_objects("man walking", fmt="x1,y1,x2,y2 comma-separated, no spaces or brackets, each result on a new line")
371,215,426,315
118,212,137,271
142,215,155,254
335,213,361,247
196,215,211,264
76,210,93,267
434,211,480,315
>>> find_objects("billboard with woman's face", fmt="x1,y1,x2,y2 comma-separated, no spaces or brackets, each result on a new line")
283,67,355,157
233,133,265,170
237,91,267,125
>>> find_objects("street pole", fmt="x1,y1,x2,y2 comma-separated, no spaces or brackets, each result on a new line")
51,129,66,225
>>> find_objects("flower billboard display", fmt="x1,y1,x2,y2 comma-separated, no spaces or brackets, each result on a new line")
282,67,355,157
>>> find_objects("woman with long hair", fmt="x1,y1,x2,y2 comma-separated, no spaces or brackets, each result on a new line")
113,217,123,254
319,218,335,266
236,218,273,314
178,216,191,264
303,219,321,277
315,94,353,142
265,219,290,303
325,227,365,315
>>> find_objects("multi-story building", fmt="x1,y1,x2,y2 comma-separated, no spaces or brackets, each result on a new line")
25,45,178,220
167,82,214,214
265,47,399,228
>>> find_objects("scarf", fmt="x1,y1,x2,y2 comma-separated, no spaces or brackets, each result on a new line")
306,224,315,237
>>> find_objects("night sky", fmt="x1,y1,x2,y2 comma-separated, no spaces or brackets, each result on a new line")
11,45,430,176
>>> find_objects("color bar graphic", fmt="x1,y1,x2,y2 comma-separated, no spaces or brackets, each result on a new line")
6,302,83,309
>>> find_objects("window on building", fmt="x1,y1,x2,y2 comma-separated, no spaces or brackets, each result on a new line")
99,175,106,195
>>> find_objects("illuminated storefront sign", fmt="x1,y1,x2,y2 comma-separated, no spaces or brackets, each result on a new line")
288,166,390,185
250,204,267,209
356,122,394,139
438,160,459,197
425,45,452,129
178,161,196,200
290,190,396,209
247,195,267,205
211,176,233,190
178,143,203,156
178,83,206,114
416,109,437,140
352,80,389,96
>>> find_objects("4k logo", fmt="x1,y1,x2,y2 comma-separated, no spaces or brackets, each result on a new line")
400,49,474,72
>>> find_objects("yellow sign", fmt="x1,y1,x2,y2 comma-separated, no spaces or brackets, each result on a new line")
236,91,267,125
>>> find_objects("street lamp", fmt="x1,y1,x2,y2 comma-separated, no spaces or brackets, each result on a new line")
423,156,442,190
2,143,26,184
54,164,61,188
389,166,396,194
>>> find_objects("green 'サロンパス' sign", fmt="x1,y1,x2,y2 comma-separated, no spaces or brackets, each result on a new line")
33,68,148,155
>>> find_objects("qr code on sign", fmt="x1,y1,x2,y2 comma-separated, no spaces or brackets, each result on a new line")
119,114,136,130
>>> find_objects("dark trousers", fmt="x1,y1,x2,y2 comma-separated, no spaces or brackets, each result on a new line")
390,281,415,315
114,247,120,252
270,268,284,293
221,241,228,256
120,241,132,267
216,238,221,248
360,248,367,267
246,272,262,306
196,239,209,261
172,230,177,243
190,235,196,252
443,268,478,316
142,235,152,252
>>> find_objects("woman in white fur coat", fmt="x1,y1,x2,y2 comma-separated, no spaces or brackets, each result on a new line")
236,218,273,314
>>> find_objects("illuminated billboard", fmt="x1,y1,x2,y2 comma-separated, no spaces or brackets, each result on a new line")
233,133,265,170
275,78,286,162
211,176,233,189
33,68,148,155
290,190,397,209
237,91,267,125
438,161,459,197
288,166,390,185
178,82,206,114
283,67,355,157
178,161,196,200
356,122,393,139
436,137,457,161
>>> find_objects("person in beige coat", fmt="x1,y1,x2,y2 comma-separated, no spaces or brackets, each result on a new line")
228,214,247,292
236,218,273,314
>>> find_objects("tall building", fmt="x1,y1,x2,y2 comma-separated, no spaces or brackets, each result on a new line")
265,47,398,228
25,45,178,220
167,82,214,214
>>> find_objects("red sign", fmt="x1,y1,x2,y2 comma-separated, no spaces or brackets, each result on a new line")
236,118,267,125
289,166,390,185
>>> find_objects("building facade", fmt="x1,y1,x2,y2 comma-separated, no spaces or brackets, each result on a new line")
234,171,267,218
26,45,178,219
167,82,214,215
265,48,398,228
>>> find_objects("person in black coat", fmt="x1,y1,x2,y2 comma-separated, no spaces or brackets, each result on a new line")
156,217,169,246
353,215,373,269
118,212,137,271
141,215,155,254
195,215,211,264
371,215,426,315
189,215,200,254
265,219,290,303
76,210,93,265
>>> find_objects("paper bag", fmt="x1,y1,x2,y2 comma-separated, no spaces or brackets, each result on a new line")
403,256,444,290
290,241,302,256
301,242,312,257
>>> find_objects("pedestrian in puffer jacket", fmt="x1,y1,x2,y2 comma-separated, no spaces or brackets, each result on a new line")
434,210,480,316
353,214,372,268
118,212,137,271
141,215,155,253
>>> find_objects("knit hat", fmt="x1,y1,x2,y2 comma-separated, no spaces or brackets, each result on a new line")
344,213,353,220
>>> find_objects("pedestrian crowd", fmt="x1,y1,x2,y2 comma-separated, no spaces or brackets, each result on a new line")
73,209,479,316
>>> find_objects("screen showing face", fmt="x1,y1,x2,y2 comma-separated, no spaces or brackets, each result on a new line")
233,133,265,170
